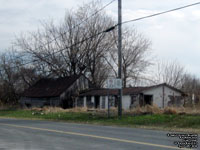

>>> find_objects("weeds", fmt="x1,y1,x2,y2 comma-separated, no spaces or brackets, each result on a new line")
26,104,200,116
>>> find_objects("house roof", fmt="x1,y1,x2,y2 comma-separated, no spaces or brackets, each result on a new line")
79,83,185,96
157,83,185,95
23,74,82,98
80,87,151,96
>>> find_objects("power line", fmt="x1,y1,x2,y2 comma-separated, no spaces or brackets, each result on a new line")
1,25,116,72
3,1,200,72
19,0,116,57
2,0,117,70
121,1,200,25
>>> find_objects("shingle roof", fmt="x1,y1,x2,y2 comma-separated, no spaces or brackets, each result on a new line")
79,83,185,96
79,87,151,96
23,75,81,98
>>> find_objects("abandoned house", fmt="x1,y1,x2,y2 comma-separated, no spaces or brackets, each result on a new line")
78,83,185,110
20,74,89,108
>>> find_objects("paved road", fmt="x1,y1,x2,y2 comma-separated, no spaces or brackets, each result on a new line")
0,118,196,150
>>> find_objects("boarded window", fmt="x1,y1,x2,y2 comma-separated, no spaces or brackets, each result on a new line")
131,95,137,105
168,95,182,107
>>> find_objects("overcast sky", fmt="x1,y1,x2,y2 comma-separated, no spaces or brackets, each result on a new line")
0,0,200,77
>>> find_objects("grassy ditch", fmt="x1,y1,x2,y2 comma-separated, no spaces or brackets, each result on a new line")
0,108,200,132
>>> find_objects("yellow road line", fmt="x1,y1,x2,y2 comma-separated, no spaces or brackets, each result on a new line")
0,123,190,150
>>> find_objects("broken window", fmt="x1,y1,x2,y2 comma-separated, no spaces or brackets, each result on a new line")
131,95,137,105
168,95,182,107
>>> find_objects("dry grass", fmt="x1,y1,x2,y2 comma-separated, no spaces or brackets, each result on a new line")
29,107,88,114
145,104,163,114
163,107,177,115
28,106,119,116
125,104,200,116
164,104,200,115
124,104,163,115
24,103,200,116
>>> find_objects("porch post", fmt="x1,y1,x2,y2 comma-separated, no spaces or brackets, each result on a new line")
162,85,165,108
100,96,102,109
83,97,86,107
91,96,95,108
105,96,108,109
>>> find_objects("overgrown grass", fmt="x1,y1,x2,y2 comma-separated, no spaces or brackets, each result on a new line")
0,108,200,131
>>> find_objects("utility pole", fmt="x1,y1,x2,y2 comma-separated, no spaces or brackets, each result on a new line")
118,0,122,117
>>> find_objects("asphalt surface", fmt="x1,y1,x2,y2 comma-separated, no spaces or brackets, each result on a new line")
0,118,197,150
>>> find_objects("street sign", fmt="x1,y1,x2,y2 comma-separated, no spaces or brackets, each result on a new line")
106,78,122,89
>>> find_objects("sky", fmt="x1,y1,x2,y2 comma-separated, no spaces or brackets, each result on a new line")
0,0,200,77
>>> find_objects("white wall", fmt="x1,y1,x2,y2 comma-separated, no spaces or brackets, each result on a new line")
143,87,163,107
143,85,183,108
163,86,184,107
83,97,86,107
122,95,131,110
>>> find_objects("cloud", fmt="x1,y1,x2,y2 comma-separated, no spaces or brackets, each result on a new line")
120,1,200,76
122,9,159,21
0,0,200,77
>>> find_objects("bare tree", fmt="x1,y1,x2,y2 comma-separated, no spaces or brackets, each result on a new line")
15,1,114,88
148,60,185,88
14,0,152,89
107,28,151,87
0,48,41,105
181,74,200,105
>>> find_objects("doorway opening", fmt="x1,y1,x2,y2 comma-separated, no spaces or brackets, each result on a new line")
144,95,153,105
94,96,100,109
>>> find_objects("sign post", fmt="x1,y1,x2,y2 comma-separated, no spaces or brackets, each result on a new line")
106,78,122,117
